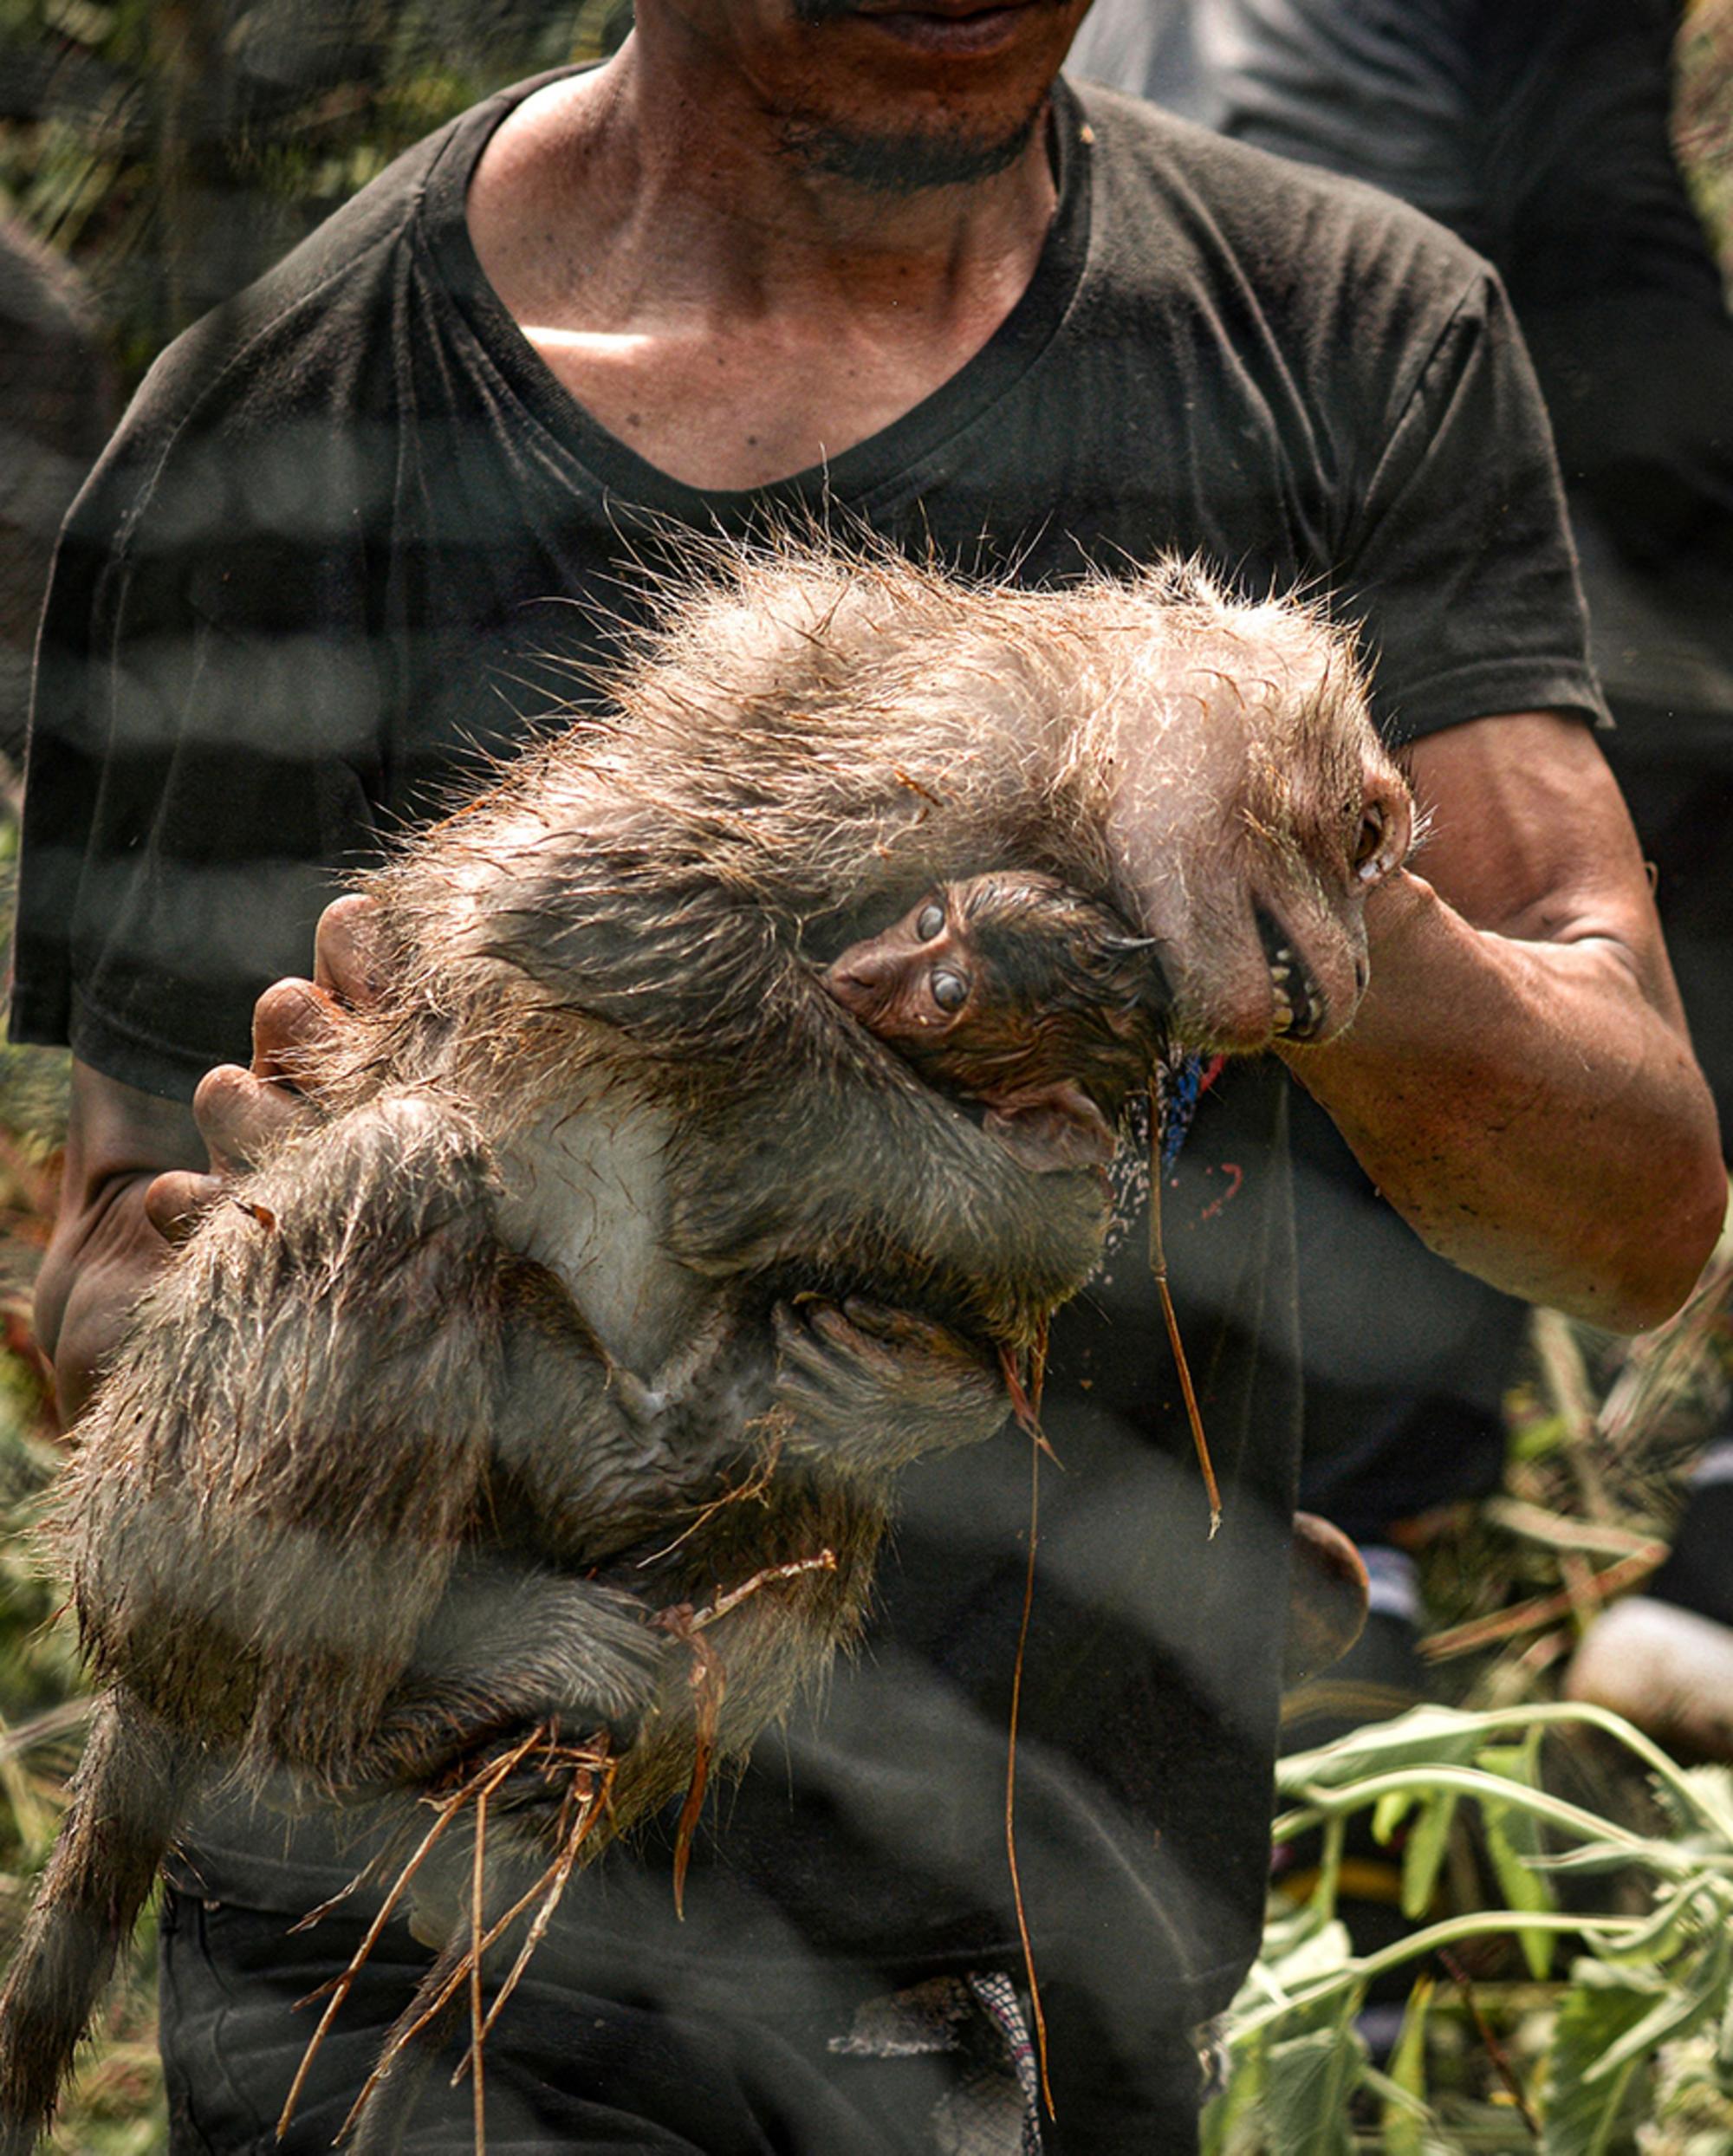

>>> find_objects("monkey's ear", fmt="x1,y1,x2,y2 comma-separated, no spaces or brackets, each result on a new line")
982,1085,1117,1174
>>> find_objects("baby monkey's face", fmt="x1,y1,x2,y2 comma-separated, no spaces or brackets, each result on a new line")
821,870,1168,1102
822,886,982,1049
822,871,1168,1176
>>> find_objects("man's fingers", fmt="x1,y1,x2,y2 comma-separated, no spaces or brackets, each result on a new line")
192,1062,300,1175
252,977,341,1087
138,899,379,1250
314,893,387,1006
143,1168,225,1244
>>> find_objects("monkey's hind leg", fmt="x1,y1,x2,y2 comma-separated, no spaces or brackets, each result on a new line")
59,1088,509,1789
0,1691,198,2156
357,1559,669,1789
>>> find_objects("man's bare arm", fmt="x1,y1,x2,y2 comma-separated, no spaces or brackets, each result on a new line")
1287,711,1725,1332
36,1065,204,1423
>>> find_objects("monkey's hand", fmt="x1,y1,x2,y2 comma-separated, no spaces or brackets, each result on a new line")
771,1298,1008,1477
145,895,386,1239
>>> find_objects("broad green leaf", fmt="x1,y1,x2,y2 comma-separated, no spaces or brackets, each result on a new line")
1597,1879,1720,1968
1373,1787,1420,1847
1671,1764,1733,1848
1483,1793,1560,1979
1263,1915,1356,1995
1587,1927,1733,2083
1263,2023,1365,2156
1251,1917,1361,2042
1477,1728,1544,1793
1474,1737,1558,1979
1277,1705,1498,1793
1258,1897,1331,1969
1312,1810,1348,1920
1543,1959,1665,2156
1378,1976,1436,2156
1360,2064,1431,2123
1200,2023,1265,2156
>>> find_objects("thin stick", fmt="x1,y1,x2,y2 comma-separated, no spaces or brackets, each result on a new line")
1438,1947,1541,2135
342,1897,532,2142
999,1344,1060,1463
1149,1120,1222,1536
286,1727,542,2139
672,1634,723,1918
287,1845,392,1935
1006,1426,1055,2120
468,1760,617,2055
471,1789,488,2156
634,1438,783,1567
278,1792,471,2133
685,1549,838,1631
1420,1545,1665,1659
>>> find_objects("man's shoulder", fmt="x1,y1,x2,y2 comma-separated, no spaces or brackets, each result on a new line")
1068,78,1491,321
87,75,553,519
127,143,428,444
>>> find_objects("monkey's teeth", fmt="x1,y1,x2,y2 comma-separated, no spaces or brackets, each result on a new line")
1269,945,1295,1032
1256,912,1322,1040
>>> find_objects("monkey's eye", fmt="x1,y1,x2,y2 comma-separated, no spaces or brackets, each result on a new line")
931,969,970,1013
915,901,945,942
1351,802,1386,878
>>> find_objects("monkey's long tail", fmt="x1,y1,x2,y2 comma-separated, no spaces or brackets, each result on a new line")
0,1689,194,2156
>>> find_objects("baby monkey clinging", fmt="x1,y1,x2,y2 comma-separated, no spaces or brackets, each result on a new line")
826,870,1171,1174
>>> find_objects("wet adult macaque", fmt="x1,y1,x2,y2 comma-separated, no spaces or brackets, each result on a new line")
0,542,1411,2153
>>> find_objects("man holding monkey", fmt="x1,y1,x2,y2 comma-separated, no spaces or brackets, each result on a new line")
13,1,1723,2148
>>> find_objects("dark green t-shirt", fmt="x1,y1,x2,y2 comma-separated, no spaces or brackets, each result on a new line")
13,75,1600,1094
11,69,1603,2122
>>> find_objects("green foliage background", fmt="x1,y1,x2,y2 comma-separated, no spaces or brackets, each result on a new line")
0,0,630,386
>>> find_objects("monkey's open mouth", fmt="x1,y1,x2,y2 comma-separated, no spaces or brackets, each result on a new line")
1256,910,1323,1041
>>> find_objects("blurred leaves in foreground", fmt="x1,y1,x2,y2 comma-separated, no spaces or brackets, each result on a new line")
1206,1706,1733,2154
0,0,631,386
1206,1208,1733,2153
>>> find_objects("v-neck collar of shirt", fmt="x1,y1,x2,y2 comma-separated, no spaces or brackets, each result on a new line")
415,67,1097,522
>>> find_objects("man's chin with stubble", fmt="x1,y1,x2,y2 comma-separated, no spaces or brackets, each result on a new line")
774,0,1081,194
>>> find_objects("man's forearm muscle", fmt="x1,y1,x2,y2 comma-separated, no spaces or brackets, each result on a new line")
1288,713,1725,1330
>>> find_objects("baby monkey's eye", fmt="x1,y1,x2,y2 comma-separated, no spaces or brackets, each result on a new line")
1352,802,1386,877
931,969,970,1013
916,901,945,941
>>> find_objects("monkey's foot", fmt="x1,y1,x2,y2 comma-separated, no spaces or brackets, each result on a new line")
772,1296,1007,1473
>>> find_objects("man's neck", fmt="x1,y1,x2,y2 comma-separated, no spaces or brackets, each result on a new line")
464,36,1066,490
